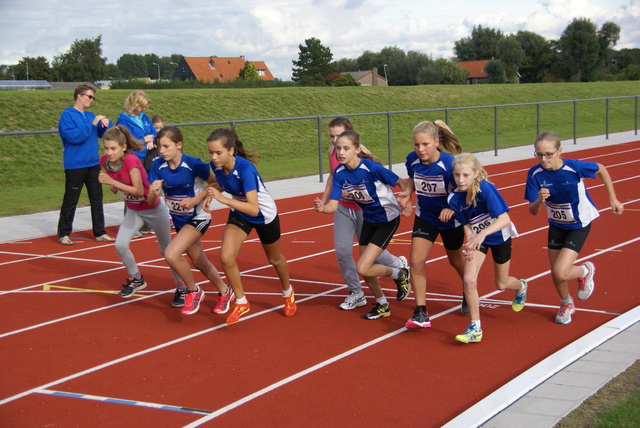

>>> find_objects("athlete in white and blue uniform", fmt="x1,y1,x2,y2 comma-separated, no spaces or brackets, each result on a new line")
397,120,466,329
147,126,231,317
315,130,411,320
525,131,624,325
206,128,296,325
447,153,526,344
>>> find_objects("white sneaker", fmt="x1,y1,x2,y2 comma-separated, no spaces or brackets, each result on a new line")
340,291,367,310
577,262,595,300
398,255,408,269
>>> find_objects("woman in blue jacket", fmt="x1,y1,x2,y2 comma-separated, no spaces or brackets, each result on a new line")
116,90,157,167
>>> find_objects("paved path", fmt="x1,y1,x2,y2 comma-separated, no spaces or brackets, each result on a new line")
2,131,639,427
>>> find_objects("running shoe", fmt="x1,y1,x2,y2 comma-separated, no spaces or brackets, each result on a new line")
364,302,391,320
577,262,595,301
340,291,367,310
394,268,410,301
512,279,528,312
555,300,576,324
119,276,146,298
461,293,469,315
95,234,116,242
170,288,186,308
226,302,251,324
181,287,205,315
405,307,431,329
213,286,235,314
455,324,483,343
398,255,408,269
283,286,297,317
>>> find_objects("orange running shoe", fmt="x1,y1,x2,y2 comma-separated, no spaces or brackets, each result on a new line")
226,302,250,324
283,286,297,317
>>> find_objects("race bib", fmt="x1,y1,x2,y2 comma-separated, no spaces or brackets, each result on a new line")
118,190,146,204
343,183,374,204
414,173,446,197
469,213,495,235
165,195,194,216
546,201,576,224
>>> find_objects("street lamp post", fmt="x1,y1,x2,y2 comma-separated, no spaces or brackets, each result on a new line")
152,63,160,80
383,64,388,86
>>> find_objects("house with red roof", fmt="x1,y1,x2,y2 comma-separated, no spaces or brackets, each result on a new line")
173,56,275,82
458,60,491,84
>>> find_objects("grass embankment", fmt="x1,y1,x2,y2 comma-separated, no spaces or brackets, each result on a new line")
0,81,638,216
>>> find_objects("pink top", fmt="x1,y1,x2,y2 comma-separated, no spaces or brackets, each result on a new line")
328,146,360,210
100,153,158,211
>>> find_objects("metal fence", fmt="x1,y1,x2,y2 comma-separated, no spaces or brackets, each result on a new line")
2,95,638,183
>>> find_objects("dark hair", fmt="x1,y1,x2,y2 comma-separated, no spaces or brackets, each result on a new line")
413,120,462,155
74,84,96,101
337,130,380,163
328,117,354,130
206,127,258,163
151,114,164,124
156,126,184,148
103,125,142,152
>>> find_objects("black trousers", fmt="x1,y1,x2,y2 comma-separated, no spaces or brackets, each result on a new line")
57,164,106,238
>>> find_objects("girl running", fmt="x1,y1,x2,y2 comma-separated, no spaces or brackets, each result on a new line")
98,126,184,297
204,127,296,325
314,130,410,320
447,153,527,343
524,131,623,324
396,120,466,329
147,126,233,316
319,117,407,311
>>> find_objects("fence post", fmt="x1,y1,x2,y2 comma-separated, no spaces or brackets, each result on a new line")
494,105,498,156
636,96,639,135
536,103,540,137
387,112,393,170
445,108,449,125
573,101,577,145
317,116,324,183
606,98,610,140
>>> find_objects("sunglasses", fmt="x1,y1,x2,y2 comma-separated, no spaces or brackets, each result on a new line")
82,93,96,100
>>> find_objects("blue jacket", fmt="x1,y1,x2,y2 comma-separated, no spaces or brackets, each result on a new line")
58,107,111,170
116,112,156,161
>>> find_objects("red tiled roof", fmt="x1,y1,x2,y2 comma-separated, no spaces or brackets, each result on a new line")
183,57,274,82
458,60,491,79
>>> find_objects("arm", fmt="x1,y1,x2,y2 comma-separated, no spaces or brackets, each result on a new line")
314,197,339,214
596,163,624,215
528,187,549,216
396,177,414,210
147,179,163,206
98,167,144,197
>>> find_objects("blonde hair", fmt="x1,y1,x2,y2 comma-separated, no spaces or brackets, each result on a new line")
413,120,462,155
534,131,561,149
452,152,488,206
123,90,151,115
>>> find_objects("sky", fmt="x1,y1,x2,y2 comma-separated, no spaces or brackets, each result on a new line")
0,0,638,80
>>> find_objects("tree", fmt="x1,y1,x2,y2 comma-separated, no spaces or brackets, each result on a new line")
331,74,359,86
454,25,504,61
239,62,260,81
333,57,358,73
516,31,554,83
485,60,505,83
291,37,334,86
117,54,147,79
434,59,469,85
13,57,56,81
497,35,524,83
558,18,600,81
598,21,621,68
52,35,107,81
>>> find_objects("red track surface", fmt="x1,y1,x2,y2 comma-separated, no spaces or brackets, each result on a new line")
1,141,639,427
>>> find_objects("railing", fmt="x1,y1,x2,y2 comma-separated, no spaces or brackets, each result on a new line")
2,95,638,183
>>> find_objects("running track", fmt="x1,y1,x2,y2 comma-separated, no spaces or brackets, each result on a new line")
1,141,639,427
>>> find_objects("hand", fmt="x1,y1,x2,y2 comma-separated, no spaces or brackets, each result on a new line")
313,197,324,213
438,208,455,223
150,179,163,197
396,192,411,209
462,247,474,261
98,171,114,186
401,204,413,217
179,197,196,210
110,185,118,194
611,199,624,215
538,187,550,203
